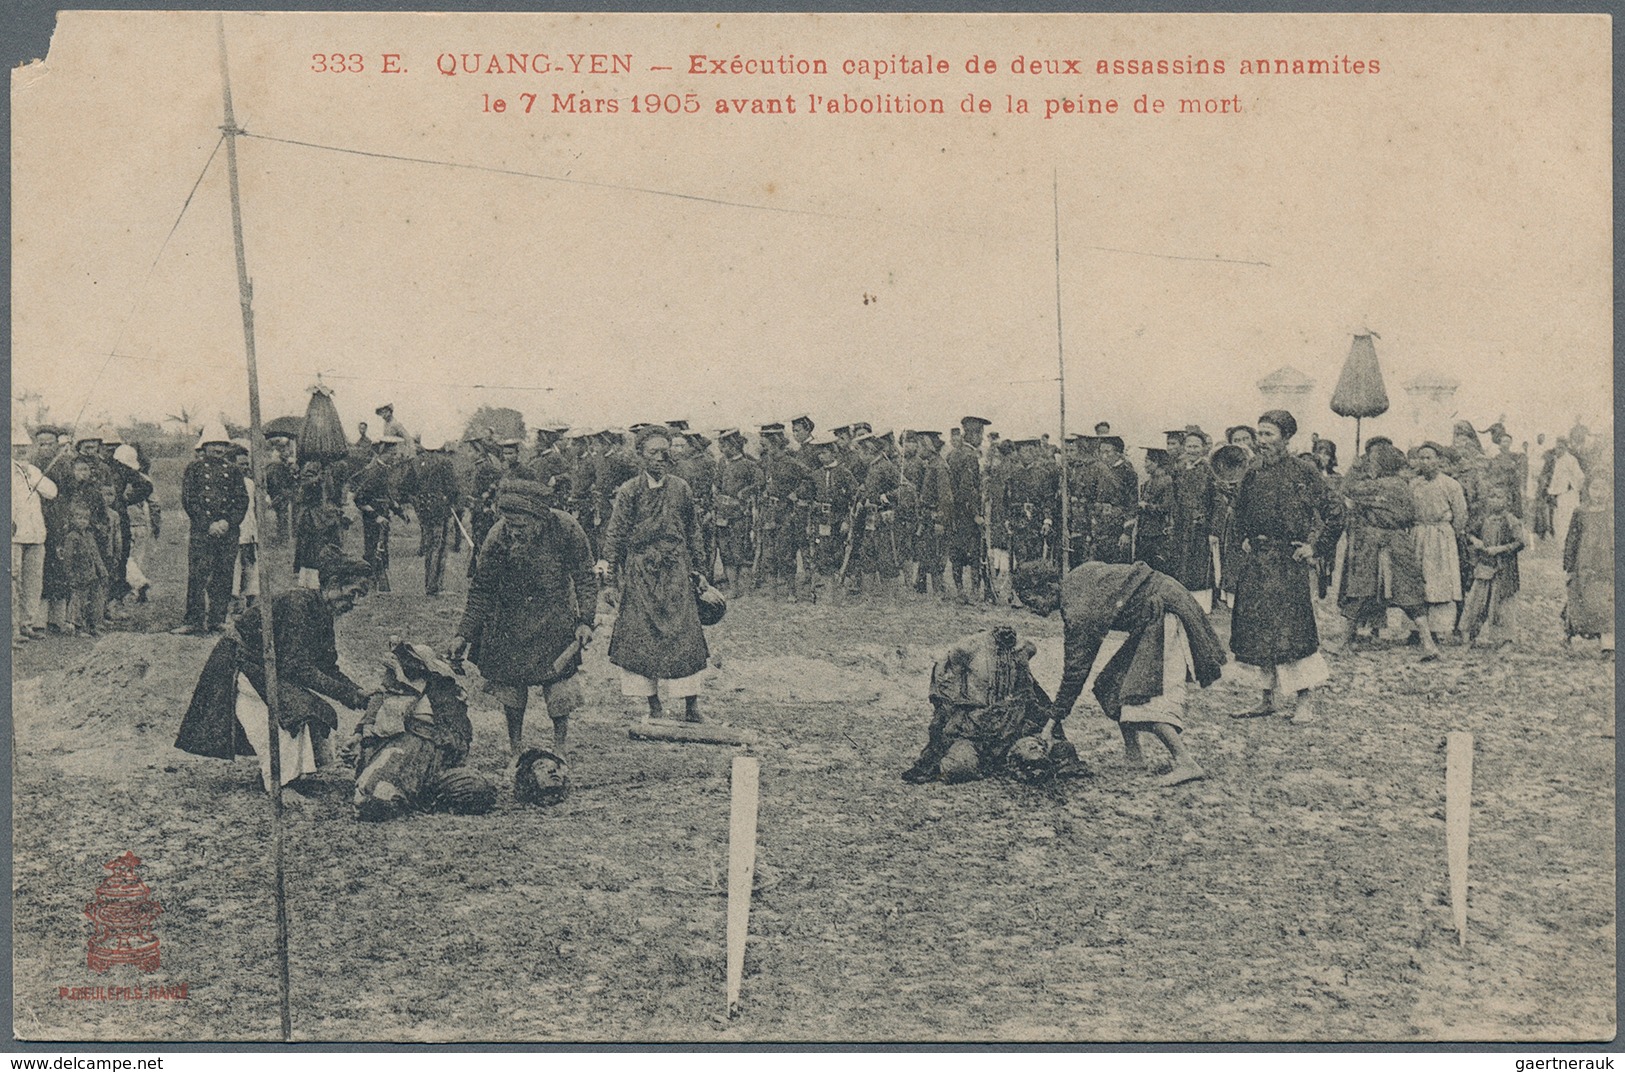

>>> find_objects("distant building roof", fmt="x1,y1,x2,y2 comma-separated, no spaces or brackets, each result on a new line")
1257,366,1315,391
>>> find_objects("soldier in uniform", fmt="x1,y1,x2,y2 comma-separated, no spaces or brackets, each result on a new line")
1063,434,1098,566
712,429,762,592
527,423,573,496
593,430,640,552
1169,426,1222,612
352,435,406,592
985,435,1016,604
672,430,718,578
464,434,501,573
913,430,954,598
564,429,598,540
945,416,991,603
789,414,815,456
757,423,814,600
413,440,461,597
1006,438,1057,566
850,431,902,596
1134,447,1176,574
806,435,857,598
174,423,249,634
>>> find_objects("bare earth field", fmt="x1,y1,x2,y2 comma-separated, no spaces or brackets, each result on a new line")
11,481,1615,1043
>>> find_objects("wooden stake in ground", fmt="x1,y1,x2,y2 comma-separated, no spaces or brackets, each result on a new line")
1446,731,1474,946
725,756,760,1017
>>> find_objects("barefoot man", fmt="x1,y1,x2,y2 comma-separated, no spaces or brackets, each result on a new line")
1012,559,1227,787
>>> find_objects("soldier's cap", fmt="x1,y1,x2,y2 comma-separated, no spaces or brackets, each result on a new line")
194,421,232,448
32,423,68,438
718,427,744,442
666,419,691,431
1163,428,1188,439
832,424,853,437
916,429,944,443
1142,447,1172,464
960,415,992,429
635,424,674,451
629,422,653,433
809,434,838,449
759,422,786,435
687,430,713,448
852,421,873,435
1095,435,1125,453
497,478,552,518
535,423,569,436
1011,437,1040,448
374,403,395,415
790,414,814,429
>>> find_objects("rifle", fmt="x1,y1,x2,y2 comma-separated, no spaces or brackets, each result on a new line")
837,498,862,582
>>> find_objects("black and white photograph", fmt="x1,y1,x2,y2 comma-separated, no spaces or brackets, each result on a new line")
7,10,1615,1044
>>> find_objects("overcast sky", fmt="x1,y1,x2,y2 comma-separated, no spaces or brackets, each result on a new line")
11,12,1611,451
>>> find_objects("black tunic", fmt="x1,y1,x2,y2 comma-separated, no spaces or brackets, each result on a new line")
175,589,369,761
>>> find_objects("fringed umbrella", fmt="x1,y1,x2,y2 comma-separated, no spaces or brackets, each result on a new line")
1330,332,1389,454
300,377,349,462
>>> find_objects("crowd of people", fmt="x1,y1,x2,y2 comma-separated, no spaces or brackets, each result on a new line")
10,398,1613,801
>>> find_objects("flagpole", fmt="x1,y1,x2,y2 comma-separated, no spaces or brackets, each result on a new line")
217,13,293,1043
1053,171,1069,576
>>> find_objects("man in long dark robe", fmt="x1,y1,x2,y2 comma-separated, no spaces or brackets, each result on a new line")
1133,447,1174,574
1083,435,1139,564
945,416,990,602
453,479,597,756
1013,559,1227,787
1228,410,1344,724
175,553,375,796
598,426,711,721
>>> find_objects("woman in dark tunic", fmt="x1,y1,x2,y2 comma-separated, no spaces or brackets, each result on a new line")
1167,428,1220,611
597,426,711,721
1228,410,1344,723
175,553,375,794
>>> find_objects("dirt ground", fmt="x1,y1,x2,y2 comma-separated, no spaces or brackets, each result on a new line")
11,482,1615,1043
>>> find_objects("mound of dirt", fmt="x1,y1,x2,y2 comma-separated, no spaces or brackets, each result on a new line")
12,632,215,769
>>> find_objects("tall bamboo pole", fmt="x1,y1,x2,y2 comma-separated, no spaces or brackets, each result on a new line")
217,13,293,1042
1053,172,1069,576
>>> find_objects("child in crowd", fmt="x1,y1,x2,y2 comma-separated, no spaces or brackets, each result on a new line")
1461,485,1524,647
60,499,109,636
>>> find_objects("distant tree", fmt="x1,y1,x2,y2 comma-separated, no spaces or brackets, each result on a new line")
463,406,525,444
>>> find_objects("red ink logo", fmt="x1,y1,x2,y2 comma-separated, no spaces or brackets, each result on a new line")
83,851,162,973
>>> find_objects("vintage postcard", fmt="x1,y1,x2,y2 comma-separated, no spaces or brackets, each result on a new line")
8,10,1613,1044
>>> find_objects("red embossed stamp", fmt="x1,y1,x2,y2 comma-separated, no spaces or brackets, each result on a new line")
83,851,162,973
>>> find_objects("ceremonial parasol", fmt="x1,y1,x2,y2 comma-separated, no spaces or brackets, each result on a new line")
300,376,349,462
1330,332,1389,454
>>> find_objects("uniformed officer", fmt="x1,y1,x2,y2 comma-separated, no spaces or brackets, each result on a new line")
174,422,249,634
912,430,954,598
757,423,814,600
713,428,763,592
807,435,857,597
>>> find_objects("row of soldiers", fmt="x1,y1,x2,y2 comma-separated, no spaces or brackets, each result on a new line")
267,411,1228,604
